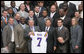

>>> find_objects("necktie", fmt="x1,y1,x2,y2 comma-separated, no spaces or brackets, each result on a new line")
4,18,7,24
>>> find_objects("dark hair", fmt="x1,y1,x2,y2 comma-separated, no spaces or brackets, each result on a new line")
29,10,34,12
42,9,47,12
37,1,44,3
2,10,7,13
35,5,39,8
57,18,63,22
10,1,15,4
9,16,14,20
46,18,52,22
20,17,25,19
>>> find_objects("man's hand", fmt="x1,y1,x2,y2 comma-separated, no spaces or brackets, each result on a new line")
54,46,56,51
5,46,8,50
57,37,64,44
28,32,33,36
75,45,79,49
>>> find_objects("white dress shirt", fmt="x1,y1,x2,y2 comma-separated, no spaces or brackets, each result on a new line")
30,26,35,32
45,26,50,32
29,16,34,20
50,12,56,19
20,23,26,29
9,24,14,42
35,12,39,17
60,15,66,20
58,25,63,31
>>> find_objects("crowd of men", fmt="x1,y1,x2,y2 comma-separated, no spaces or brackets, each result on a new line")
1,1,83,53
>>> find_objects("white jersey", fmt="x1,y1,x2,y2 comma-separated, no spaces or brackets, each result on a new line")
30,32,48,53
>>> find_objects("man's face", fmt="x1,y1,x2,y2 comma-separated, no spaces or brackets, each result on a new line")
29,20,34,27
1,1,4,7
9,18,14,25
59,9,64,17
20,4,25,11
29,11,34,17
75,12,80,18
78,4,83,11
26,1,30,4
45,20,51,27
57,20,63,27
20,18,25,24
38,2,44,7
50,5,56,13
3,11,8,17
42,11,47,17
11,2,15,7
64,1,69,3
15,14,20,20
35,7,40,13
71,18,76,26
8,8,13,14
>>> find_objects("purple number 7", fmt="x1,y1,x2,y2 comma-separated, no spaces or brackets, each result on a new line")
37,37,42,47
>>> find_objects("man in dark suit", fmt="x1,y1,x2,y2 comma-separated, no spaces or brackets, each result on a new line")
55,19,69,53
59,8,71,30
10,1,18,14
37,10,50,31
37,1,46,13
24,20,41,53
74,11,83,29
26,10,38,26
24,1,34,12
42,19,56,53
2,17,15,53
70,18,82,53
48,4,60,27
34,5,42,18
59,1,77,18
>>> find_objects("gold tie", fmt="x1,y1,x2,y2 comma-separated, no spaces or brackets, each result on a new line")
4,18,7,24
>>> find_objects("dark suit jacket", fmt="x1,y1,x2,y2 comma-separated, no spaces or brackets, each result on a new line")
11,7,18,14
43,26,57,53
78,18,83,29
59,2,77,18
54,26,69,53
48,12,60,27
70,24,82,49
34,12,42,19
60,16,71,31
40,7,46,13
56,26,69,48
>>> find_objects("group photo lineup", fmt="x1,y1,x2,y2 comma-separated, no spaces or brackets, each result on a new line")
1,1,83,53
